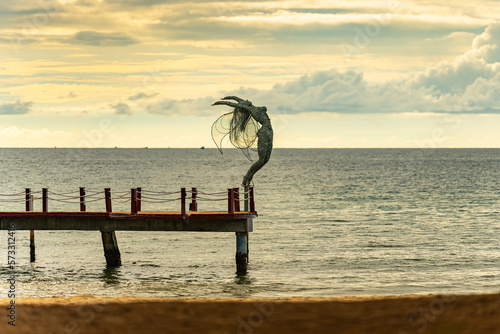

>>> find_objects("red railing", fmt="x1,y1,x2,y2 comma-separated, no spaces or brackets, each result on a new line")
0,187,256,215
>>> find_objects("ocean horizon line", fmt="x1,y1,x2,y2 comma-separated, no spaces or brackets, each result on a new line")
0,147,500,150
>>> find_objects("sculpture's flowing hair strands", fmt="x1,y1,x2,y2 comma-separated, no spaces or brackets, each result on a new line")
211,107,260,161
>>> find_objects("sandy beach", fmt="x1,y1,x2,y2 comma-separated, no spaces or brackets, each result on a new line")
0,293,498,333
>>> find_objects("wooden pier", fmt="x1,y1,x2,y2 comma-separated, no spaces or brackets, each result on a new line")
0,187,256,273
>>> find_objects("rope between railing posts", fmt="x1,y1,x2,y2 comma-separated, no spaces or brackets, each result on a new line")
112,190,130,196
47,190,80,196
140,197,182,203
112,198,132,203
0,198,27,203
140,196,181,202
46,196,105,204
138,194,175,200
47,197,83,204
83,190,105,198
140,190,181,196
0,191,26,197
141,191,171,197
113,194,131,199
49,190,99,198
82,196,106,203
196,190,228,196
196,196,229,201
47,191,81,200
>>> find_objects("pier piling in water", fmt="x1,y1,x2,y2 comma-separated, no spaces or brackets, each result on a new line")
30,230,35,262
101,230,121,266
26,188,35,262
236,232,248,273
102,188,121,265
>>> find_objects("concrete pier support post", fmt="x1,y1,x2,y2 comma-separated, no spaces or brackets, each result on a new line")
236,232,248,273
101,230,121,266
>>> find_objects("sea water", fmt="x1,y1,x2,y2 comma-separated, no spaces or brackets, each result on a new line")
0,148,498,298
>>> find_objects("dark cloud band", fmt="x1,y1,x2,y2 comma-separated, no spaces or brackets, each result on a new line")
66,31,138,46
0,101,32,115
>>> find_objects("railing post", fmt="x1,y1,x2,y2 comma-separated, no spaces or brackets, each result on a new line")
233,187,240,212
249,187,255,213
79,187,86,212
131,188,137,215
244,185,249,212
25,188,31,211
136,187,142,212
105,188,112,213
228,188,235,214
191,187,197,212
42,188,48,213
181,188,186,216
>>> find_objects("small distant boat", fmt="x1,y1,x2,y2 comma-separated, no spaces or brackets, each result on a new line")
144,147,148,149
200,146,205,149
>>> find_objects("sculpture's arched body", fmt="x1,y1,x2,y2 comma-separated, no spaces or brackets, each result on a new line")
212,96,273,186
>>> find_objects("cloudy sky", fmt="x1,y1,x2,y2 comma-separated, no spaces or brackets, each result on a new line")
1,0,500,148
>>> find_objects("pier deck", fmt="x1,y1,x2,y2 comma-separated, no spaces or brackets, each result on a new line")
0,211,254,232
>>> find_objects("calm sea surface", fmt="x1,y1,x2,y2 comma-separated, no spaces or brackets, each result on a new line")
0,148,499,298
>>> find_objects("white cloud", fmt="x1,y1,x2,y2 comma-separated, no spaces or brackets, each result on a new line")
145,23,500,116
0,125,72,139
145,96,216,116
470,23,500,63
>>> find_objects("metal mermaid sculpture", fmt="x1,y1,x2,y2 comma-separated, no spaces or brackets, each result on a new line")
211,96,273,186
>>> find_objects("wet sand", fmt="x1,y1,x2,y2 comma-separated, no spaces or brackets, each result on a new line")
1,293,499,333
